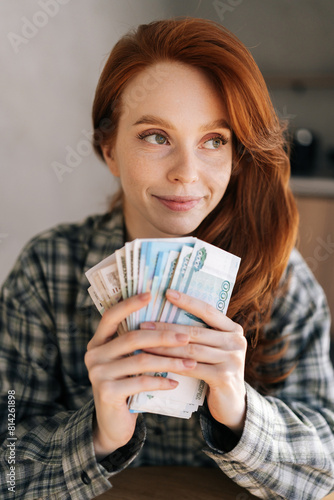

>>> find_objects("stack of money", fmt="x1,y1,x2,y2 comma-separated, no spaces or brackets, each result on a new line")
86,237,241,418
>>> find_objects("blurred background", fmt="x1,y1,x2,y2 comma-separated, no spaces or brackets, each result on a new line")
1,1,333,349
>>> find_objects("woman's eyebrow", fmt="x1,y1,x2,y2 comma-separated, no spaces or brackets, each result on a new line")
132,115,175,129
133,115,230,131
200,118,231,131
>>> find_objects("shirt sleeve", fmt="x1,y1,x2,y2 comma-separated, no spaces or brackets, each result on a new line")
0,243,144,499
200,249,334,499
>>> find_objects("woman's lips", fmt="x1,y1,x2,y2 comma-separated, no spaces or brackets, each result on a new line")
153,195,202,212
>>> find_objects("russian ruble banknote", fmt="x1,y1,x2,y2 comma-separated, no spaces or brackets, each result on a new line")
86,237,240,418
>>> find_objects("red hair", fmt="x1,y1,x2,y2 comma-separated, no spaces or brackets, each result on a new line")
92,18,299,389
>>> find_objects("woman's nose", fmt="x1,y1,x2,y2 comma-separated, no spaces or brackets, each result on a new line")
166,148,199,184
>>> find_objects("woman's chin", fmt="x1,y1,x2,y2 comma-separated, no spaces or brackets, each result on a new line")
151,219,202,238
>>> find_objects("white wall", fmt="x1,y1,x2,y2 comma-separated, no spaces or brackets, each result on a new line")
0,0,173,285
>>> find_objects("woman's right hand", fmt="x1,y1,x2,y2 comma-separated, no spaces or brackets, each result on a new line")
84,292,194,460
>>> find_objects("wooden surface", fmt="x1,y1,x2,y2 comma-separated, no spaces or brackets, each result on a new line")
94,466,334,499
94,466,260,499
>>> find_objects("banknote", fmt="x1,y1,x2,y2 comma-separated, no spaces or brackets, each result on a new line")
86,254,125,331
151,249,180,321
86,237,240,418
125,243,133,297
144,250,169,322
160,244,194,323
132,239,142,328
99,263,122,304
129,396,197,419
86,254,119,308
129,371,206,409
138,238,195,324
172,240,240,326
125,242,136,329
115,247,130,330
87,286,104,314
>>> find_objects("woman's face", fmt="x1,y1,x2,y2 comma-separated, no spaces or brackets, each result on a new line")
102,61,232,240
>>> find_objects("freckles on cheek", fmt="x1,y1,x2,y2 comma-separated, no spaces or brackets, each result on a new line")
127,164,155,187
223,158,233,178
210,171,232,202
122,174,141,190
121,167,152,194
212,165,231,187
119,155,143,186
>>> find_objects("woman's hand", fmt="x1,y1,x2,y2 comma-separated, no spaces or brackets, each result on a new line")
84,292,196,459
141,289,247,435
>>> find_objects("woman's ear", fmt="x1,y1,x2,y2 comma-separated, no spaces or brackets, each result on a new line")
101,144,120,177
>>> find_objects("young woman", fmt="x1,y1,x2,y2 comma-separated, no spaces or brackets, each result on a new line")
1,18,333,500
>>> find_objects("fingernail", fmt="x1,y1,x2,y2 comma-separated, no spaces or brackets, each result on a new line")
138,292,151,301
169,379,178,388
141,322,156,330
183,359,196,368
176,333,189,342
166,289,180,300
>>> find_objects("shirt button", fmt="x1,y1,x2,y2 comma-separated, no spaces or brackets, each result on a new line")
81,471,91,485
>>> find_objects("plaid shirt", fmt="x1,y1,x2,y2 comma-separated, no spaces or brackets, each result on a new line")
0,209,334,500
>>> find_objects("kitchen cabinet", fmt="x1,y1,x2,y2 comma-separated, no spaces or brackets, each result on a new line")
294,195,334,337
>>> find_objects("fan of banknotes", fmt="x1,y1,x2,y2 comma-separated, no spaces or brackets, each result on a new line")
86,237,241,419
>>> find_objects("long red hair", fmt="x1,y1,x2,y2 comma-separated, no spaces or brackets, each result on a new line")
92,18,299,389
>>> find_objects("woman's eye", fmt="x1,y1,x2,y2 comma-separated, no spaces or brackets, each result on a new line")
203,137,225,149
141,133,168,145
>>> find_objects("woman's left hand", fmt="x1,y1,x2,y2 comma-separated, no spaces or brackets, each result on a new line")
140,289,247,435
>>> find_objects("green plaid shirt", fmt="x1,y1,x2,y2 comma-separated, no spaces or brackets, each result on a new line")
1,209,334,499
